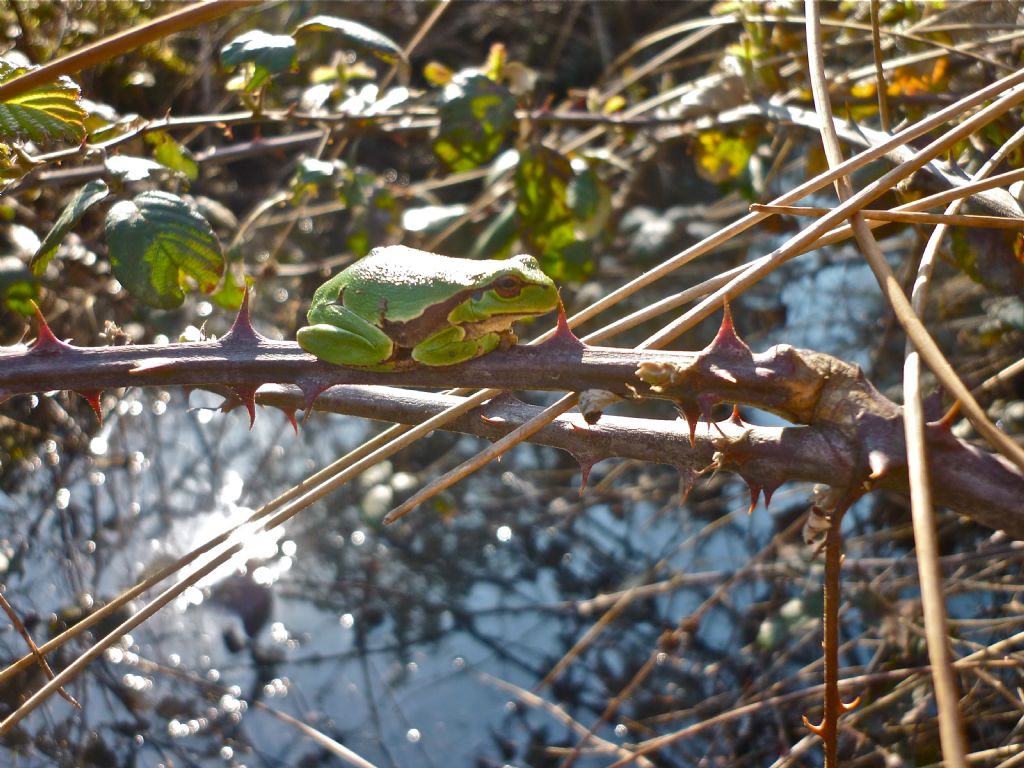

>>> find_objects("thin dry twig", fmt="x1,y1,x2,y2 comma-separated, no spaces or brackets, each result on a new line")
0,590,79,709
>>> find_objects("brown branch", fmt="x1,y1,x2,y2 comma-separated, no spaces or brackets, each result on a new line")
3,311,1023,535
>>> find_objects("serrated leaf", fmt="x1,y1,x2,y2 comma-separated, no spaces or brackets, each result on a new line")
434,74,517,172
0,58,86,144
105,191,224,309
220,30,296,92
106,155,165,182
294,16,405,66
146,131,198,181
30,179,109,276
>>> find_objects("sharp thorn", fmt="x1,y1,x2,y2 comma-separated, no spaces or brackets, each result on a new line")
840,695,861,713
30,303,72,354
867,450,889,480
578,461,593,494
937,400,961,430
77,390,103,424
729,405,743,425
221,286,265,345
226,384,258,429
281,407,299,435
705,299,753,359
747,484,761,515
547,293,586,350
801,714,825,736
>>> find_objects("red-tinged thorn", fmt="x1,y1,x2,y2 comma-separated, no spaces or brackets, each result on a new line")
30,303,72,355
578,461,593,495
281,408,299,435
548,293,585,350
802,714,825,737
300,382,328,423
867,450,888,480
747,484,761,515
77,390,103,424
763,484,777,508
228,384,258,429
706,299,753,359
840,695,861,714
730,405,743,425
222,286,264,345
937,400,961,431
680,405,700,447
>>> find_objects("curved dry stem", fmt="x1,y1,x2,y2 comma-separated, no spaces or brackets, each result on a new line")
0,0,256,102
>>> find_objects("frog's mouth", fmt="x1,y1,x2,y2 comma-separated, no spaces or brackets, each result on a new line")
380,284,556,349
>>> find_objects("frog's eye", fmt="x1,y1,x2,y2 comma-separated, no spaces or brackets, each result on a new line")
493,275,523,298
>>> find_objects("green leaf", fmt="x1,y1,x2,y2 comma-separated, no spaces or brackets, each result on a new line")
211,270,250,311
516,145,590,280
146,131,198,181
30,179,109,276
434,74,517,172
694,128,756,183
220,30,296,92
568,165,612,239
470,202,517,259
0,254,37,315
0,58,86,144
294,16,405,66
105,155,165,182
105,191,224,309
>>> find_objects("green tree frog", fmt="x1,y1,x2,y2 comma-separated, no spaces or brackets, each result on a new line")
297,245,559,368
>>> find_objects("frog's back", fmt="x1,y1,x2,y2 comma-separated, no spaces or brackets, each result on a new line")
343,245,503,322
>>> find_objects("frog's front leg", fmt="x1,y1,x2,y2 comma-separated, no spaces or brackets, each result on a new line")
411,326,502,366
297,302,395,367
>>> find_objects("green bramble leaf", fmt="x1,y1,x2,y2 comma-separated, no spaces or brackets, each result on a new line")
434,74,517,172
516,144,591,280
294,16,405,66
0,58,87,144
146,131,198,181
0,254,37,315
30,179,109,276
105,191,224,309
220,30,297,92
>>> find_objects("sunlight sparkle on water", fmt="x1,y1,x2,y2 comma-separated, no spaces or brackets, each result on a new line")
496,525,512,542
406,728,421,743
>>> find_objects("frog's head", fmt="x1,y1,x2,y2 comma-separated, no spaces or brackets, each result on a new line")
452,254,559,325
